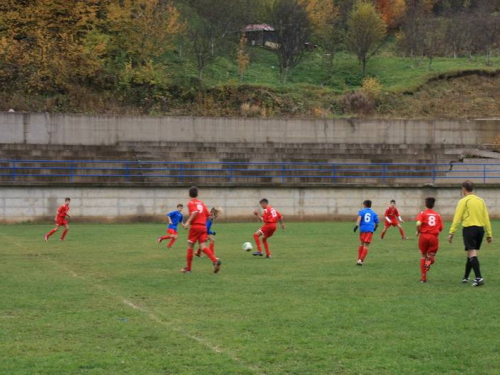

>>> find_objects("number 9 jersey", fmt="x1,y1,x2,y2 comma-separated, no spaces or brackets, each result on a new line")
358,208,379,233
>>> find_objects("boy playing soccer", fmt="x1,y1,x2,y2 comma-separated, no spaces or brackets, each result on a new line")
354,200,379,266
157,204,184,249
195,207,222,257
380,199,408,240
181,186,221,274
253,199,285,258
44,198,71,241
416,197,443,283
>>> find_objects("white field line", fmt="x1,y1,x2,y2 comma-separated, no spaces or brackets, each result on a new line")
1,234,262,374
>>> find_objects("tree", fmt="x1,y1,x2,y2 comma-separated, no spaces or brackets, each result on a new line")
375,0,406,28
237,34,250,83
346,0,387,76
422,17,446,69
397,0,427,60
474,4,500,65
268,0,311,82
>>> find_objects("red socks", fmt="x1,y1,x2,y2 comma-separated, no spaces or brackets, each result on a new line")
186,249,194,271
420,259,426,281
357,245,364,260
46,228,57,238
381,230,386,239
399,228,406,238
253,233,262,252
263,240,270,257
360,247,369,261
160,235,171,241
167,238,176,248
202,247,218,263
209,242,215,255
61,229,68,240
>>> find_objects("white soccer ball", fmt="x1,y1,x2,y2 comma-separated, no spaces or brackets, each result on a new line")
242,242,253,252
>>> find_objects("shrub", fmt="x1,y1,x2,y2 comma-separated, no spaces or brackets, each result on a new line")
343,91,375,115
361,77,383,102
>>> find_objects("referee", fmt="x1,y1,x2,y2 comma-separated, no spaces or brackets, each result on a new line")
448,180,493,287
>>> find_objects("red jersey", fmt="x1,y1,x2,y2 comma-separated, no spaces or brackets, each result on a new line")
57,204,70,219
187,199,210,226
385,207,400,219
263,206,283,224
416,209,443,236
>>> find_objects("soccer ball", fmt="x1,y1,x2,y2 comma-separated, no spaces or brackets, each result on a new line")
242,242,253,252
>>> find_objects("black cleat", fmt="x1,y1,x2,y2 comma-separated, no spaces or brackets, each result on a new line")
213,259,222,273
253,251,263,257
472,278,484,287
265,255,272,259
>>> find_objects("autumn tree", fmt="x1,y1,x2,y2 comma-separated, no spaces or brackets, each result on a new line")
346,0,387,76
375,0,406,28
0,0,104,92
237,34,250,83
269,0,311,82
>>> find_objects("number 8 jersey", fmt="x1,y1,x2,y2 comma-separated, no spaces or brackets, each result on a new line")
358,208,379,233
263,206,283,224
416,209,443,236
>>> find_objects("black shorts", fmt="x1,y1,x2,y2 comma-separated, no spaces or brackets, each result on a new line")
462,226,485,251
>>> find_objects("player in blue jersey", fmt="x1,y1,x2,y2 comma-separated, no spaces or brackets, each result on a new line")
196,207,223,257
354,200,379,266
157,204,184,249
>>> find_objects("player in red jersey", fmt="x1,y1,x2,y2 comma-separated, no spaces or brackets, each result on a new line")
181,186,221,274
380,199,408,240
253,198,285,258
44,198,71,241
416,197,443,283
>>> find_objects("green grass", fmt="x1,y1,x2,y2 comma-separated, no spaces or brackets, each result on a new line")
1,222,499,374
168,44,500,94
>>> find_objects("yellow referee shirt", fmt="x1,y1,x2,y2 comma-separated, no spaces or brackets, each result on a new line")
449,194,493,238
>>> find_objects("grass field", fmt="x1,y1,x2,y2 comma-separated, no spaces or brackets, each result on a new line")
1,222,499,374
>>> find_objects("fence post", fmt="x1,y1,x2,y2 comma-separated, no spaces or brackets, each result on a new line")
229,163,234,183
382,164,387,184
11,161,16,181
432,166,436,184
70,162,74,183
281,163,285,184
483,164,487,183
179,163,184,183
331,164,336,184
126,162,130,182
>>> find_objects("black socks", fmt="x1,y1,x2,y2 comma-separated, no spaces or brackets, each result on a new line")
469,256,482,279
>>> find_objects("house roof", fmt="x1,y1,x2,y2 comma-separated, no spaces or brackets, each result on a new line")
243,24,275,32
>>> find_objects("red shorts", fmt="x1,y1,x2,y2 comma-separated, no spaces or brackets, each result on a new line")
360,232,373,244
188,225,208,244
56,218,68,226
419,234,439,254
384,218,399,227
167,229,178,235
259,223,277,238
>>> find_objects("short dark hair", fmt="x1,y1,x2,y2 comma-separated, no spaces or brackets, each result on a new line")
65,197,71,202
363,200,372,208
425,197,436,209
177,203,184,208
259,198,269,204
390,199,396,204
462,180,474,192
189,186,198,198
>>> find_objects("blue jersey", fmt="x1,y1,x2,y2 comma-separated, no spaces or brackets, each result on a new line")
167,211,183,231
206,218,215,235
358,208,379,233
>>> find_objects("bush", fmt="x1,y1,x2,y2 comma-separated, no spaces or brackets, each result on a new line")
361,77,383,102
343,91,375,115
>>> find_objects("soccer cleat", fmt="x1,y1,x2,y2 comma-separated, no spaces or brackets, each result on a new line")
157,237,162,243
420,279,427,283
266,255,272,259
180,268,191,274
253,251,263,257
472,278,484,287
356,260,363,266
402,237,409,240
195,250,202,258
44,234,48,242
213,259,222,274
462,278,470,283
60,238,65,242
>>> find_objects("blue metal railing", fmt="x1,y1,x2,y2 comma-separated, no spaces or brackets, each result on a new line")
0,159,499,184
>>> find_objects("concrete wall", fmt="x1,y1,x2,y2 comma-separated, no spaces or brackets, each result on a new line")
2,186,500,223
1,113,499,146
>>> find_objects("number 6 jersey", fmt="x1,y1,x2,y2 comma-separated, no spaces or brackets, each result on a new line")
358,208,379,233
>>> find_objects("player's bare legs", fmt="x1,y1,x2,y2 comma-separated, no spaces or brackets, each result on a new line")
45,224,61,241
253,230,264,256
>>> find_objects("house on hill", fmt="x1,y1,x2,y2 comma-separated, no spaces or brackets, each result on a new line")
243,24,279,49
